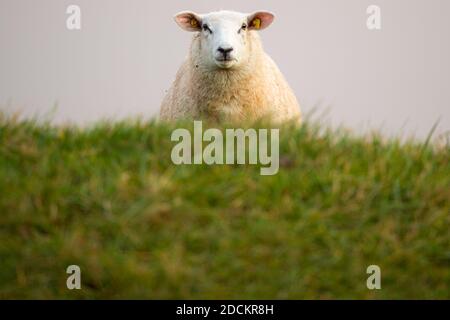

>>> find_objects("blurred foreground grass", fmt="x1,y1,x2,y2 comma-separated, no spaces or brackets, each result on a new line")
0,114,449,299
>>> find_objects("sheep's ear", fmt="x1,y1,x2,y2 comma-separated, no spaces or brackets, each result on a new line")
174,11,202,32
247,11,275,30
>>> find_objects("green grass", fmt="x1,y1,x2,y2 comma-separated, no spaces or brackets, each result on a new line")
0,114,449,299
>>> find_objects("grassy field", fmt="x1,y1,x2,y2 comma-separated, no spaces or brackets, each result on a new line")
0,114,449,299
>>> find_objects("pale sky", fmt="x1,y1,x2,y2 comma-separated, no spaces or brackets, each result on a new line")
0,0,449,140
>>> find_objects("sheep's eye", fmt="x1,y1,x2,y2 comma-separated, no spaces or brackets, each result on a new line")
202,24,212,33
238,24,247,33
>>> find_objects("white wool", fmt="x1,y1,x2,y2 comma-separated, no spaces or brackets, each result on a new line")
160,10,301,123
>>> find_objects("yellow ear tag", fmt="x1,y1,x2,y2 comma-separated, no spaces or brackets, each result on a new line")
190,19,198,28
252,18,261,29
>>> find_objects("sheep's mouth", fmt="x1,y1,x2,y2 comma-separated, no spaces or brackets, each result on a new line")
215,56,234,62
214,58,236,68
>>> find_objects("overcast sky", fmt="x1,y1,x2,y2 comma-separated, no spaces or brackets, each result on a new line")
0,0,449,139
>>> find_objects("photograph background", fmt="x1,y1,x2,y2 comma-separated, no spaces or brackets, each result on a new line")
1,0,449,300
0,0,449,138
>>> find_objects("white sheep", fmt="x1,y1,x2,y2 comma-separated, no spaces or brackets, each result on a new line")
160,10,301,123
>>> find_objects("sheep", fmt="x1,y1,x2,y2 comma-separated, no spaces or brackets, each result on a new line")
160,10,301,124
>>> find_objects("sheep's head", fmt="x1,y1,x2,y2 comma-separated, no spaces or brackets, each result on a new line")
174,10,274,70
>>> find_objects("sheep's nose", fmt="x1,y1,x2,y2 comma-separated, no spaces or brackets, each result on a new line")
218,47,234,55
